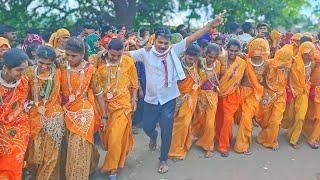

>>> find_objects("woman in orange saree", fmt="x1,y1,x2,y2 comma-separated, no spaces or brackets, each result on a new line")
168,44,201,160
25,45,65,179
215,39,246,157
256,45,293,150
96,39,138,180
192,43,221,158
303,51,320,148
61,38,106,180
48,28,70,68
286,42,315,149
0,48,29,180
234,38,269,155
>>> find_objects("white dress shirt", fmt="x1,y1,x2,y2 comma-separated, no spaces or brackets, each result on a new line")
129,39,187,105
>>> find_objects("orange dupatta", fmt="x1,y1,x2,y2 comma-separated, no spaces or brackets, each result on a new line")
291,42,315,96
246,38,270,100
219,56,246,97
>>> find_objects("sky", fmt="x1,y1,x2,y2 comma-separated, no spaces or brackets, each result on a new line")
301,0,317,15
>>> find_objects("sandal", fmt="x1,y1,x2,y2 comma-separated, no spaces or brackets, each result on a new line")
149,138,157,151
158,161,169,174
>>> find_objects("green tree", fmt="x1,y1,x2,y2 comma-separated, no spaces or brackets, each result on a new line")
0,0,176,33
178,0,309,30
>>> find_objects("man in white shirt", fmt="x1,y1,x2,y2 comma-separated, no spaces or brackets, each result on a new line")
129,13,224,174
239,22,253,52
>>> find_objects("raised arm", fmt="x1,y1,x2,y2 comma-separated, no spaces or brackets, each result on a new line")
185,11,226,48
128,48,145,62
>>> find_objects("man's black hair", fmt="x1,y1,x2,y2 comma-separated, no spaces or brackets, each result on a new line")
242,22,253,34
26,28,40,35
228,22,240,33
155,27,171,39
256,22,268,29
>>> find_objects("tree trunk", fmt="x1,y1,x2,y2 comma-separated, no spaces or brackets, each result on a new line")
111,0,137,27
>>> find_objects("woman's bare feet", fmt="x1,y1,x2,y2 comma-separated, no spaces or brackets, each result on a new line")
272,145,279,151
205,151,214,158
309,142,319,149
291,143,300,149
243,149,252,155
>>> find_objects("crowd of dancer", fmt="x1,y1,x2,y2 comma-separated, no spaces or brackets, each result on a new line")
0,12,319,180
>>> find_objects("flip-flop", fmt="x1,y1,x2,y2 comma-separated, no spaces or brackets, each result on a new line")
158,162,169,174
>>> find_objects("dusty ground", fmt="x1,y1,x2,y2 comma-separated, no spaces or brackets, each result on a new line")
90,126,320,180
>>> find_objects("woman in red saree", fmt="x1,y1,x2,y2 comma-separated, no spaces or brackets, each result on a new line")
0,48,29,180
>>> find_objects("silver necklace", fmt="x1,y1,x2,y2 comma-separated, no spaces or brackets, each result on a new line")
33,66,55,116
0,72,19,106
181,59,201,90
105,58,123,99
304,61,312,82
0,70,21,89
250,58,264,67
67,61,86,102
